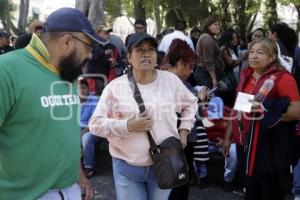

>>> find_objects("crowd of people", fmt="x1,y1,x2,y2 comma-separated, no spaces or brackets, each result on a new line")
0,7,300,200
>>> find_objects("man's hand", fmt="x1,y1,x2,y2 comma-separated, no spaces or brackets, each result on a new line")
223,138,231,157
127,112,153,133
79,169,94,200
197,86,209,102
212,79,218,88
179,129,189,149
79,164,93,200
216,137,224,148
81,127,89,137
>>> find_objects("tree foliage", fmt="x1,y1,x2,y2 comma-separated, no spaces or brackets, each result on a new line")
103,0,263,40
0,0,29,34
229,0,261,40
1,0,298,37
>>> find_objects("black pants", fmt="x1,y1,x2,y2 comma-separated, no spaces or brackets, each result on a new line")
168,142,196,200
244,172,286,200
235,144,246,189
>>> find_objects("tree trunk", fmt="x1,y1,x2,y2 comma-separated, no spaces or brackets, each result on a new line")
2,0,10,33
262,0,278,29
115,0,122,17
295,5,300,32
230,0,247,40
247,13,258,40
219,0,230,31
76,0,105,30
88,0,106,28
133,0,146,21
18,0,30,34
10,18,19,34
153,0,161,34
75,0,90,16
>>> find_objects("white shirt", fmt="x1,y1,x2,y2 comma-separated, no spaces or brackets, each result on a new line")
276,43,293,73
158,30,195,53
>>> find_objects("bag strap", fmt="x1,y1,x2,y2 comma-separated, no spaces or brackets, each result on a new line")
127,69,160,154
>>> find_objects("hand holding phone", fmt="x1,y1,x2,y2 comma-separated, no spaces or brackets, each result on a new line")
196,86,209,101
206,87,218,100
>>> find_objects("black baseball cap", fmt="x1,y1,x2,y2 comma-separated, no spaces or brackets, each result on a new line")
44,7,107,45
0,31,10,38
134,19,146,26
127,32,157,51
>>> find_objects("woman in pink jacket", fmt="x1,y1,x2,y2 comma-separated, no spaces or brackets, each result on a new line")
89,32,198,200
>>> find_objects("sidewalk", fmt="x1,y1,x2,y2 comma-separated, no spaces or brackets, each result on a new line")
89,150,244,200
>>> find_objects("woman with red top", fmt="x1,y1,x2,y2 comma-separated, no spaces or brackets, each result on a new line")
223,38,300,200
161,39,208,199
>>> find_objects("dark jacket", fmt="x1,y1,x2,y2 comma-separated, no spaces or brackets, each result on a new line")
87,43,125,80
252,97,297,176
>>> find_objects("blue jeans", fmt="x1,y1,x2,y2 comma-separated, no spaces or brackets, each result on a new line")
112,157,171,200
81,132,101,169
294,159,300,198
197,143,237,182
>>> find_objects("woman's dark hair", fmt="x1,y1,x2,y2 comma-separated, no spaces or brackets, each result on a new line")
79,78,89,87
15,33,32,49
269,23,298,57
163,39,197,67
248,28,265,42
218,30,241,57
175,19,187,31
218,31,235,49
190,27,200,36
252,28,265,37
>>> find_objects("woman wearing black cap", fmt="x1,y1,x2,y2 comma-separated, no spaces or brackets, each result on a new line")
89,32,198,200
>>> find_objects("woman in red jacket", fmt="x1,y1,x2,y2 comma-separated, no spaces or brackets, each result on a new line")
223,37,300,200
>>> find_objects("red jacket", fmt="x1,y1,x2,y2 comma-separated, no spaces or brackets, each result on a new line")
231,65,287,146
232,65,291,176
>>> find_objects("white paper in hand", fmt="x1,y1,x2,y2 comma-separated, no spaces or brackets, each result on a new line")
233,92,255,113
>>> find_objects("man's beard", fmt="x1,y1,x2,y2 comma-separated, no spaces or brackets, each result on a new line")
59,54,88,82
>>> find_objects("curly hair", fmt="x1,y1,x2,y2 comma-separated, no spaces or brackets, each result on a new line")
163,39,197,67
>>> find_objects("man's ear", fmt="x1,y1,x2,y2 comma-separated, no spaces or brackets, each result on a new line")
60,34,73,51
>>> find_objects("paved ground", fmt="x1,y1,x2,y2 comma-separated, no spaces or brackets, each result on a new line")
90,172,244,200
89,150,244,200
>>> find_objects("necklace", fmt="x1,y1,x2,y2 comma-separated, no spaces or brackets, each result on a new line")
249,71,261,94
252,71,261,80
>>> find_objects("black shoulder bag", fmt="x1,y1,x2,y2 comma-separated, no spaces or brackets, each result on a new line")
127,70,189,189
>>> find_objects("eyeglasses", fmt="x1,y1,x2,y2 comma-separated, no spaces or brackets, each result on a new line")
70,34,94,52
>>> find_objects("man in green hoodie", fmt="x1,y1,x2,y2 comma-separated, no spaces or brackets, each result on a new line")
0,7,107,200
